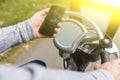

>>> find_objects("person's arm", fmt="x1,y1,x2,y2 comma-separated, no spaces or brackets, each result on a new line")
0,8,61,53
0,8,50,53
1,59,120,80
22,63,114,80
21,59,120,80
0,19,35,53
0,62,114,80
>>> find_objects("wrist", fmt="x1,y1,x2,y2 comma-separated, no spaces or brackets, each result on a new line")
29,19,39,38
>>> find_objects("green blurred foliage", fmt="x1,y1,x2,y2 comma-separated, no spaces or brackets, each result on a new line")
0,0,71,27
0,0,5,3
0,0,48,27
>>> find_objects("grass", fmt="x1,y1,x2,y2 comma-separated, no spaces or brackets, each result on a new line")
0,0,48,27
0,0,71,63
0,0,70,27
0,40,37,63
0,46,21,63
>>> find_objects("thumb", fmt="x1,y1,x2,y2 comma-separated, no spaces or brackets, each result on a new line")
94,64,101,70
39,8,50,16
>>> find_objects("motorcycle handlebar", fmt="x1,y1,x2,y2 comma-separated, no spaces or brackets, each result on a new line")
101,51,110,64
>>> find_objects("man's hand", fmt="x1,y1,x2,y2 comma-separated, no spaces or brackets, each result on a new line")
30,8,62,38
94,59,120,80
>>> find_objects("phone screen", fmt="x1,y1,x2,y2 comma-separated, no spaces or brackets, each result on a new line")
39,5,65,37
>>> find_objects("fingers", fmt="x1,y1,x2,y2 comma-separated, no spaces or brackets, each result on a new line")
53,34,56,37
53,28,60,37
61,18,65,22
110,59,120,68
54,23,62,33
57,23,62,28
94,64,101,70
54,28,59,33
110,59,120,64
53,22,63,37
94,59,120,70
39,8,50,16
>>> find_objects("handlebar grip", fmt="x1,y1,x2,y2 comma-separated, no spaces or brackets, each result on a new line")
101,51,110,64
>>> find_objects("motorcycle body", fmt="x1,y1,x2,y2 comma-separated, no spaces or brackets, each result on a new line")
53,11,119,72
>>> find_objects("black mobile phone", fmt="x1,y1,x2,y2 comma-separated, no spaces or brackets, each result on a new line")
39,5,65,37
